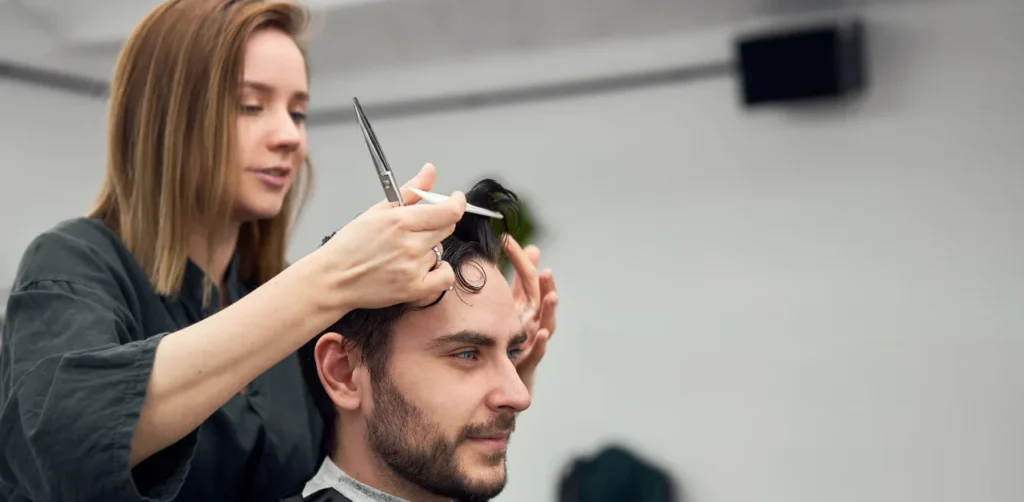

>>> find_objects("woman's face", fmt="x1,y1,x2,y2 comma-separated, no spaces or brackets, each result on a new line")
233,28,309,222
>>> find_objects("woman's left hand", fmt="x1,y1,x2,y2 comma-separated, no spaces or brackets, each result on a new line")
504,235,558,394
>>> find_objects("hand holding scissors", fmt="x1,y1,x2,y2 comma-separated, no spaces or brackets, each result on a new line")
353,97,504,219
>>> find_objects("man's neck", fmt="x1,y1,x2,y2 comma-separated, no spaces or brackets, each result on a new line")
306,459,407,502
188,223,240,289
332,432,450,502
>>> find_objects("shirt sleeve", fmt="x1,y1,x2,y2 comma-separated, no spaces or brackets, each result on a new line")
0,279,198,501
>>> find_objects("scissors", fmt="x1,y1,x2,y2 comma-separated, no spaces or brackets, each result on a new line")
352,97,504,219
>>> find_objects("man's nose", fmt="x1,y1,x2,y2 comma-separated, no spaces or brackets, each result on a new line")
487,358,532,413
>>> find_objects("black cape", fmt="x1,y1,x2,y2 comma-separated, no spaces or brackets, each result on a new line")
0,217,324,501
281,488,353,502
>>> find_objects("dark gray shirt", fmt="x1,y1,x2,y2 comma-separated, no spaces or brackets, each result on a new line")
0,217,324,502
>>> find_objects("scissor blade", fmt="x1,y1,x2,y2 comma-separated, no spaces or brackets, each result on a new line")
353,98,393,173
353,98,388,175
354,97,404,205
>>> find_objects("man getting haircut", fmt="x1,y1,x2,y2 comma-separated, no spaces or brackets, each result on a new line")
292,178,534,502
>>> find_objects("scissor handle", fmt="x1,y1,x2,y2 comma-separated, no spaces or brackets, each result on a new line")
379,171,402,204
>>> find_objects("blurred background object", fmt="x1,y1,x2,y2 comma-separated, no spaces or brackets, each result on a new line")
2,0,1022,501
558,444,680,502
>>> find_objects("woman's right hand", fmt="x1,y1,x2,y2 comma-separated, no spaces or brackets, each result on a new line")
126,163,461,469
316,163,467,311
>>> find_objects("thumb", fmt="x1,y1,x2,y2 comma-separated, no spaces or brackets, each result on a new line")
400,163,437,204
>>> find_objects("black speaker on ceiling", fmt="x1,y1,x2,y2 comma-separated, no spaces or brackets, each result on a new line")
735,20,867,107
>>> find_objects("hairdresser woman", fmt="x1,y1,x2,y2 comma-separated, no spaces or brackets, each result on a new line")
0,1,557,502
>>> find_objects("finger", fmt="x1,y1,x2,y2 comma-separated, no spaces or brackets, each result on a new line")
419,260,456,295
535,328,550,350
421,243,443,272
511,269,526,304
539,269,556,297
367,196,400,213
538,290,558,337
524,328,550,365
399,191,467,232
504,235,540,305
399,163,437,204
514,246,541,303
509,241,537,300
524,245,541,267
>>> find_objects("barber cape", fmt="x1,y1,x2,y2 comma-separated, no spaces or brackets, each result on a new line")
280,458,414,502
281,488,353,502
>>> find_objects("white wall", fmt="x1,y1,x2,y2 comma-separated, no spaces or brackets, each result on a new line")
0,81,107,289
2,0,1023,500
294,0,1024,500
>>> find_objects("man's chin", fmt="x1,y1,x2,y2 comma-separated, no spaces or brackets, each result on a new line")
452,456,508,498
445,479,507,502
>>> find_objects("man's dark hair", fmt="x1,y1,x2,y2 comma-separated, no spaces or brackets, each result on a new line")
298,178,521,458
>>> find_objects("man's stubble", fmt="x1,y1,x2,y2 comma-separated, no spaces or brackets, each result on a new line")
366,372,515,502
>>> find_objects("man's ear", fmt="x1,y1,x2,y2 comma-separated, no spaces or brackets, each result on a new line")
314,332,365,412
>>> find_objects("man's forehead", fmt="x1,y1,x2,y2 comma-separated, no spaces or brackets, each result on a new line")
393,262,519,344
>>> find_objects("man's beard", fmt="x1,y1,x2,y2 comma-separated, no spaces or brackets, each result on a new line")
366,373,516,502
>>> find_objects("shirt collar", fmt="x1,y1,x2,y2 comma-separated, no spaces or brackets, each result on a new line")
302,458,411,502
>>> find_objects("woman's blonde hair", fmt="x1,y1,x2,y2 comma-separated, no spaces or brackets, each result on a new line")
88,0,313,298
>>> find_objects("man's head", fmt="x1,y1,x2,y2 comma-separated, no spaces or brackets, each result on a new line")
299,179,531,501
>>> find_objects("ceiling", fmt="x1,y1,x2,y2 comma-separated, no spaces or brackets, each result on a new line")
0,0,943,88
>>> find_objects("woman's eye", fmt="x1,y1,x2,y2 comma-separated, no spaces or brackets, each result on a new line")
291,112,307,123
240,105,262,114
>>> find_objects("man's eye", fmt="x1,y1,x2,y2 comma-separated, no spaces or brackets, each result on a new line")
453,350,477,361
507,347,523,361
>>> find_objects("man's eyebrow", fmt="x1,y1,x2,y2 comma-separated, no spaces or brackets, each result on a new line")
429,330,496,349
429,330,529,350
241,80,309,102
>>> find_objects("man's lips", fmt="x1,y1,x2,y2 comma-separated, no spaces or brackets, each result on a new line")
467,431,512,449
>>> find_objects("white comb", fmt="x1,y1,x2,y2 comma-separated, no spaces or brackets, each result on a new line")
407,187,504,219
